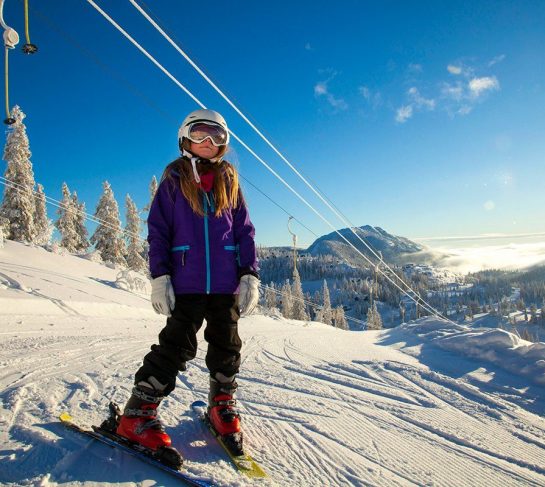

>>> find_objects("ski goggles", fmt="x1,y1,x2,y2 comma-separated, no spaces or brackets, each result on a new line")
186,122,230,146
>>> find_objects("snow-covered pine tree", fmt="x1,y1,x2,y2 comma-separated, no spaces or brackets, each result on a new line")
333,305,348,330
34,183,52,245
55,183,80,252
264,282,277,311
90,181,126,266
320,279,333,326
0,106,37,242
71,191,89,252
280,280,293,318
366,301,383,330
291,267,309,320
125,193,146,272
143,175,158,214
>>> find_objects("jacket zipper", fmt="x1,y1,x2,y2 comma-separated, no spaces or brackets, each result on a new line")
203,193,211,294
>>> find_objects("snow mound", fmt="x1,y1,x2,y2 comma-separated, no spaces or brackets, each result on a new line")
401,317,545,385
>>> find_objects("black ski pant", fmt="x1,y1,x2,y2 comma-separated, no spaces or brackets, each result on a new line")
135,294,241,395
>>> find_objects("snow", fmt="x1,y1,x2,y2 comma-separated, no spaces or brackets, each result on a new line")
398,317,545,386
1,240,545,486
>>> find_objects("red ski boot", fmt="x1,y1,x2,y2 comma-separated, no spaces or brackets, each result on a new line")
208,375,243,455
116,383,172,451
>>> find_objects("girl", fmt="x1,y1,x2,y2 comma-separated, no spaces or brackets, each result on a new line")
116,109,259,458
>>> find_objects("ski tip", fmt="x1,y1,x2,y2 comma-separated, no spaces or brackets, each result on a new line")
191,400,207,409
59,412,73,423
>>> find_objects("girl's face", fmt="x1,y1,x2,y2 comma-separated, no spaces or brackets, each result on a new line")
190,139,221,159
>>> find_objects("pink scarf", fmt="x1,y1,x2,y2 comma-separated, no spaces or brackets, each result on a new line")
197,171,215,192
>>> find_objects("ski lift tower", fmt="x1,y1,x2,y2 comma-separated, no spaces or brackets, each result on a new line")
287,216,297,276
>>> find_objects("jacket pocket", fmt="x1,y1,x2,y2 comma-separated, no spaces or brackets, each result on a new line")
224,244,240,266
171,245,190,266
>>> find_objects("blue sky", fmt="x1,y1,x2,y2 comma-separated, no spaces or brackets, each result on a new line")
2,0,545,251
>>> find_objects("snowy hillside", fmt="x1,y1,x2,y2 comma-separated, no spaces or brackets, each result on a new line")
2,241,545,486
306,225,424,265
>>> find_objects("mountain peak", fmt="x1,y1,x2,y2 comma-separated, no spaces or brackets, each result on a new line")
306,225,423,265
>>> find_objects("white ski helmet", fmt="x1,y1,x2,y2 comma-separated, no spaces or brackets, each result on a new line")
178,109,230,150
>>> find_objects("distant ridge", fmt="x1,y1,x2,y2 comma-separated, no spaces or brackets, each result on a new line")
306,225,424,266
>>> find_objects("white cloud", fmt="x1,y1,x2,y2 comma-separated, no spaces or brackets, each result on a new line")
469,76,500,97
408,87,436,110
326,94,348,110
488,54,506,67
447,65,463,75
359,86,382,109
441,73,500,116
395,105,413,123
457,105,473,116
427,241,545,273
314,78,348,111
360,86,371,100
441,82,464,101
414,234,545,272
314,82,327,96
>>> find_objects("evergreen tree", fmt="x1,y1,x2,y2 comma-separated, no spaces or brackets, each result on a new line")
55,183,80,252
333,305,348,330
143,175,158,215
320,279,333,326
0,106,37,242
90,181,126,266
291,267,309,320
264,282,277,311
125,194,146,272
71,191,89,252
34,184,52,245
280,280,293,318
366,301,383,330
530,304,537,324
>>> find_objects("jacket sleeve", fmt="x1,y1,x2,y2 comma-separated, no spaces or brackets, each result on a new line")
233,190,259,279
147,179,174,279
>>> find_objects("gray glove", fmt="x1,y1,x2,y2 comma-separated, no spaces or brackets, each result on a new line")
151,275,175,316
238,274,259,316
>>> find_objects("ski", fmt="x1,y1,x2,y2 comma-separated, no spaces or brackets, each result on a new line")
59,411,214,487
191,400,267,479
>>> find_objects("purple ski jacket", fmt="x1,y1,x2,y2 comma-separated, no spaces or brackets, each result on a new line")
147,171,258,295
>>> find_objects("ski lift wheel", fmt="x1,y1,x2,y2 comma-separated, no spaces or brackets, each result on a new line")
22,43,38,54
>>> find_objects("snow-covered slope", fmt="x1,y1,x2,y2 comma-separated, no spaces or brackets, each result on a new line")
1,241,545,486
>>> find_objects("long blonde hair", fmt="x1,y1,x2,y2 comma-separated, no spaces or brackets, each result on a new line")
162,142,240,217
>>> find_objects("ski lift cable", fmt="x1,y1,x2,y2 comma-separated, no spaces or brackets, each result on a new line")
84,0,451,323
125,0,444,319
24,0,176,124
238,174,319,238
3,46,9,120
1,0,18,125
0,176,143,241
22,0,37,54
